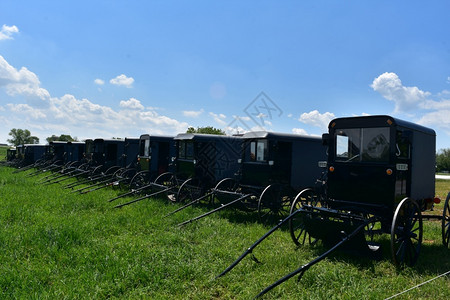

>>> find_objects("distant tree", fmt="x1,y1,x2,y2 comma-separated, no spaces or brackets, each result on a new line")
436,148,450,172
7,128,39,146
186,126,225,135
46,134,78,143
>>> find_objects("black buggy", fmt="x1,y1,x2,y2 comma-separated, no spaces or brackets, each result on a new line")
174,131,326,225
113,133,242,208
218,115,450,297
66,137,140,193
128,134,176,189
27,141,86,176
14,144,48,169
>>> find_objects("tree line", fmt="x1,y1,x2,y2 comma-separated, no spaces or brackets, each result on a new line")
6,128,78,146
436,149,450,172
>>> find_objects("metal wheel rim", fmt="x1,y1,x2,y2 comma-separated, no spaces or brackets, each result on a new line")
442,192,450,248
390,198,423,267
258,184,292,223
289,188,318,246
130,171,149,190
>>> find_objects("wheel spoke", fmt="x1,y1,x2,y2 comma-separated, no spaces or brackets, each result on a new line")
397,240,405,262
296,228,306,243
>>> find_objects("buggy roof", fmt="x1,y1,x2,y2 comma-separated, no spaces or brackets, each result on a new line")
242,131,322,142
139,134,174,141
23,144,47,147
49,141,68,145
93,138,125,143
68,141,85,145
174,133,241,142
329,115,435,136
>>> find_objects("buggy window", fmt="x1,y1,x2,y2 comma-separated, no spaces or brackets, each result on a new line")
139,139,150,157
178,141,195,160
85,141,93,155
335,127,390,163
139,140,145,156
249,140,268,162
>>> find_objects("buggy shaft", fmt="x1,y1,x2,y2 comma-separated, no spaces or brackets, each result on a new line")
108,182,167,202
114,186,177,208
164,192,213,217
82,177,129,194
255,217,376,299
216,209,301,279
71,175,115,193
177,194,252,227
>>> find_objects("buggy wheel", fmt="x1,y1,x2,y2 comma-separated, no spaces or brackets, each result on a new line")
154,172,177,202
91,165,103,175
442,192,450,249
113,168,135,187
105,166,121,175
258,184,292,223
177,178,203,204
289,188,320,246
213,178,239,204
390,198,423,267
130,171,150,190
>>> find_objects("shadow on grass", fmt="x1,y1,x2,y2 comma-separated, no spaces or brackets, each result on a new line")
299,236,450,277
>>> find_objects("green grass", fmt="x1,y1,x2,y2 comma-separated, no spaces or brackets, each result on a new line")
0,166,449,299
0,146,7,160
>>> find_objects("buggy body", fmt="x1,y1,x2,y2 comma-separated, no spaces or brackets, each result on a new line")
324,115,436,216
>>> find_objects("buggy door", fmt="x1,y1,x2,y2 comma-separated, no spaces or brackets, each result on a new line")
196,141,216,187
242,139,271,186
271,141,292,185
157,141,170,174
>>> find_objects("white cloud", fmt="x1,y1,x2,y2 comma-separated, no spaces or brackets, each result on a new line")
0,55,50,101
298,110,335,130
418,110,450,135
371,72,430,112
110,74,134,88
0,24,19,40
183,109,204,118
6,103,46,119
292,128,308,135
94,78,104,85
209,112,227,126
0,56,189,142
119,98,144,110
420,99,450,110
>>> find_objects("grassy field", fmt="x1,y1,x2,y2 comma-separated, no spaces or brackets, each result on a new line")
0,146,7,159
0,162,449,299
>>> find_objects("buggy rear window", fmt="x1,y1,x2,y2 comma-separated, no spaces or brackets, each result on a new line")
335,127,390,163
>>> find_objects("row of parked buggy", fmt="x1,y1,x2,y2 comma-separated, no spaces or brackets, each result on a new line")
3,115,449,297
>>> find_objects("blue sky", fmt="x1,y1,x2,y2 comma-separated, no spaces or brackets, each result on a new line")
1,0,449,150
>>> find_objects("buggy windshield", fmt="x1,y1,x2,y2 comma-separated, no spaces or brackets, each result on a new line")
335,127,390,163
